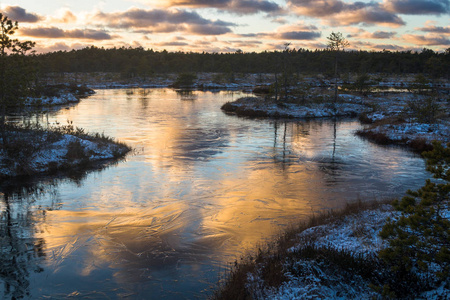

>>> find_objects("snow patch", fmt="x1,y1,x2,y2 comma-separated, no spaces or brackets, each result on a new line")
25,93,79,106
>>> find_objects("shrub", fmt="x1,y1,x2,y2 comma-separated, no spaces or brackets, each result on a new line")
406,95,442,123
379,141,450,296
172,73,197,88
352,73,374,95
408,74,431,94
64,139,88,162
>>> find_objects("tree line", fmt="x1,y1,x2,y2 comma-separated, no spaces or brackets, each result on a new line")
33,45,450,79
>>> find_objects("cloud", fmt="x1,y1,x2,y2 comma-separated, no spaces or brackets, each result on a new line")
371,31,397,39
348,30,397,39
91,8,235,35
288,0,349,17
239,23,321,40
19,27,113,40
157,41,189,46
225,0,282,14
3,6,42,23
50,10,77,23
276,31,321,40
335,7,405,26
33,42,86,53
415,25,450,34
187,24,232,35
152,0,282,15
288,0,405,26
403,33,450,45
384,0,450,15
348,40,408,51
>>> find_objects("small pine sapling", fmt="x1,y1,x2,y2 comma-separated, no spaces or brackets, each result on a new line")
380,141,450,295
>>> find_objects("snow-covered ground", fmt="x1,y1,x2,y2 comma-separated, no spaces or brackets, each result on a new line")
222,88,449,152
222,96,367,119
359,122,450,146
44,72,273,91
0,129,130,178
0,83,130,178
25,92,79,106
244,205,450,299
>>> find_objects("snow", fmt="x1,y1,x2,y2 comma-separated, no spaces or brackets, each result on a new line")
25,93,79,106
222,83,449,151
0,132,130,178
291,209,394,256
245,205,450,300
223,96,368,119
362,122,450,146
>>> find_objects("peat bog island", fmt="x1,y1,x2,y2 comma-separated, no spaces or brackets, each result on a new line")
1,4,449,300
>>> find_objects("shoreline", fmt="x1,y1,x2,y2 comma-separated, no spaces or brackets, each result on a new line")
0,124,131,180
1,84,130,181
214,197,450,299
221,91,449,153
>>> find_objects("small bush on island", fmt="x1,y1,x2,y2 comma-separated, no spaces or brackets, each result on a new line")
405,95,443,124
172,72,197,88
342,73,378,96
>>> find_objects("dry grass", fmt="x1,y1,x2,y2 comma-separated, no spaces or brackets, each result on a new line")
356,129,434,154
212,199,392,300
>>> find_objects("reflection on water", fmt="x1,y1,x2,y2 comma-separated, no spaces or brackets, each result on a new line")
1,89,430,299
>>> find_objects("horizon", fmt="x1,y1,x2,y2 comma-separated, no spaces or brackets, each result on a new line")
1,0,449,54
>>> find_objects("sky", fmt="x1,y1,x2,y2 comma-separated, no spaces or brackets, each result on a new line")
1,0,449,53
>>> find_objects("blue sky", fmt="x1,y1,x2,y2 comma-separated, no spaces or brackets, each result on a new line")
2,0,449,53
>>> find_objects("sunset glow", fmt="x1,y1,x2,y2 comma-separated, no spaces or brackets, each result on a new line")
2,0,449,53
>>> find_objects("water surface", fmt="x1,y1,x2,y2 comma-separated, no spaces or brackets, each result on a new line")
1,89,430,299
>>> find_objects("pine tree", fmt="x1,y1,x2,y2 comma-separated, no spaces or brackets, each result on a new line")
380,141,450,290
327,32,349,107
0,13,36,145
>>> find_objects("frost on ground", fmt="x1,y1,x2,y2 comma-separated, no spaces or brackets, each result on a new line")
244,206,450,300
23,83,95,107
221,96,366,119
25,92,79,106
359,122,450,147
222,87,449,152
0,128,130,178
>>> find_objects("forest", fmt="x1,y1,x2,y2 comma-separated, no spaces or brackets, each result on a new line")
33,46,450,79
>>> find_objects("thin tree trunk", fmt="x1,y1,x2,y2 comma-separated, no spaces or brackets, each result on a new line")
334,52,338,109
274,73,278,102
0,52,7,146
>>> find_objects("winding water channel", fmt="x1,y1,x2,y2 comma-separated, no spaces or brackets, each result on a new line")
1,89,431,299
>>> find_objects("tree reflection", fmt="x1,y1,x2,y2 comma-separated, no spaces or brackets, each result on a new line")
1,191,46,298
271,121,300,171
317,118,345,185
270,120,345,182
176,89,198,101
0,180,69,299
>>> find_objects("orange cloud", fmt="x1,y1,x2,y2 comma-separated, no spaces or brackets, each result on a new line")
50,10,77,24
402,33,450,46
347,29,397,39
288,0,405,26
90,8,235,35
19,27,113,40
146,0,283,15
